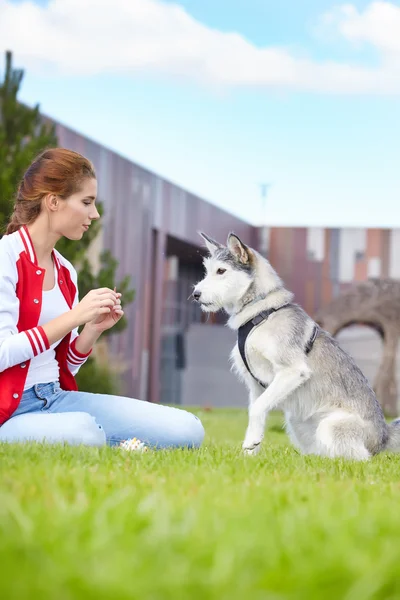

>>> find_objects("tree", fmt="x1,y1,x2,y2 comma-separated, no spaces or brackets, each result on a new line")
0,50,58,227
0,50,135,391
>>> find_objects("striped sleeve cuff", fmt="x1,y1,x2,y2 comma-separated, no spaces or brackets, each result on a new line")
67,337,92,365
24,326,50,356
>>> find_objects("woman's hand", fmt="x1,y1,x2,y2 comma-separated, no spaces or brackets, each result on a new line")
86,288,124,333
71,288,120,327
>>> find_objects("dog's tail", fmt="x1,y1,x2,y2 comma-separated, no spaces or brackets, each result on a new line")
385,419,400,452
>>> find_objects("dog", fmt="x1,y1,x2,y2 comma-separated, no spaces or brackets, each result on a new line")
192,231,400,460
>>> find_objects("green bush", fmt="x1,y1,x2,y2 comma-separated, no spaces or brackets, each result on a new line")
75,356,121,396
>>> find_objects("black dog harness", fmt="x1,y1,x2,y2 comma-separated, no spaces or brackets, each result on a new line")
237,304,319,389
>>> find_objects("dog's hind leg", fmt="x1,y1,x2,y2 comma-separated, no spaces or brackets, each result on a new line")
315,411,371,461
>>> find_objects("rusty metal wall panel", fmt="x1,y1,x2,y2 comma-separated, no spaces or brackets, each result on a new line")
381,229,391,278
268,227,294,284
354,259,367,281
291,228,307,307
367,229,381,258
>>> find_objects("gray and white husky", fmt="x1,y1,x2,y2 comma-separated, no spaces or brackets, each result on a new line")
193,232,400,460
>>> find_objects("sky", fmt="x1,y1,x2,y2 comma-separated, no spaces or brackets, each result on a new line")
0,0,399,227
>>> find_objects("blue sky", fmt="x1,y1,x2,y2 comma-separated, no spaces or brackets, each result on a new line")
1,0,399,227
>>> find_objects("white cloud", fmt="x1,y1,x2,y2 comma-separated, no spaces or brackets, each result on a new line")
0,0,399,94
326,2,400,57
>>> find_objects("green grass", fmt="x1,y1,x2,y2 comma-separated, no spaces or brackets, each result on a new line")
1,409,400,600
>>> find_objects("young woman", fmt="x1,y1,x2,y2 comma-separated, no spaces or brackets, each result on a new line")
0,148,204,449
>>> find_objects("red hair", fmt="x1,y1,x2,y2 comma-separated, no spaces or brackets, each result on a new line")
6,148,96,234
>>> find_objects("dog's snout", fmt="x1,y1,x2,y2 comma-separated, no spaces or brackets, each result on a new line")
193,290,201,301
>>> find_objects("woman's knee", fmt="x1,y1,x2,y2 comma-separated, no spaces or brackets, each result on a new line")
0,412,106,447
72,412,106,447
177,410,205,449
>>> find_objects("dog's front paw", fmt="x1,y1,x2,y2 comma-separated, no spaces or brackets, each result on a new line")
242,444,261,456
242,439,262,456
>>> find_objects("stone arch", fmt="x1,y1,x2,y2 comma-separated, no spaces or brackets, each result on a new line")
334,320,385,340
315,279,400,417
336,322,384,405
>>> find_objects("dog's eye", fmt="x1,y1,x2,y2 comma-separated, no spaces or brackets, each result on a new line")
216,268,226,275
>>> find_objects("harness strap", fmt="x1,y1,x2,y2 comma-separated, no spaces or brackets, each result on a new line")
305,324,319,354
237,304,319,389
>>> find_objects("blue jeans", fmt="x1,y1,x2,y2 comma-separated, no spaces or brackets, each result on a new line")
0,382,205,449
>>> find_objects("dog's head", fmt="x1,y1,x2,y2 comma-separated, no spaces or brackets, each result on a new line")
192,232,256,313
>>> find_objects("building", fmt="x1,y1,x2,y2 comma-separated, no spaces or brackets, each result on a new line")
54,120,400,407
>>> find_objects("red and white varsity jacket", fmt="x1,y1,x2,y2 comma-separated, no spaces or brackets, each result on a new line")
0,226,91,425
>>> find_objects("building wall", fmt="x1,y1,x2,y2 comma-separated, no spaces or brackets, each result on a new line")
265,226,399,318
54,120,399,403
55,122,254,402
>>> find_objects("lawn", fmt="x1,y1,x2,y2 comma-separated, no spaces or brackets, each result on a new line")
1,408,400,600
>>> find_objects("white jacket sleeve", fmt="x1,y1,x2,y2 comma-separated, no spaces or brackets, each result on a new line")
0,250,50,373
65,264,92,375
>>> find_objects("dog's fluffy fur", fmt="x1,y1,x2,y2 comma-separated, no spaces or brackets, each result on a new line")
193,232,400,460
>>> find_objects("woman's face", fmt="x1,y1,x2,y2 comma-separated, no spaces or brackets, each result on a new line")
53,177,100,240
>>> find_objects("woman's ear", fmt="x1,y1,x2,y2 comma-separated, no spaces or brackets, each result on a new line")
44,194,59,212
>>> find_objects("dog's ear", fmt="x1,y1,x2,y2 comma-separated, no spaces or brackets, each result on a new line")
199,232,222,255
227,232,251,264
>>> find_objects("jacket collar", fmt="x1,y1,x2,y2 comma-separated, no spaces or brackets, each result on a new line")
19,225,38,265
18,225,60,270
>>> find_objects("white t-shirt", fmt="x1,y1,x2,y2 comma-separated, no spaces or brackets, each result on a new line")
24,265,70,390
